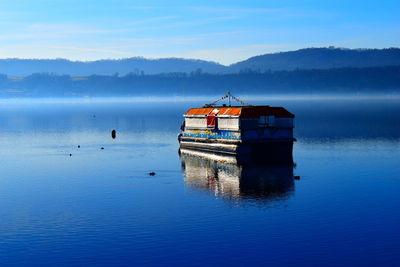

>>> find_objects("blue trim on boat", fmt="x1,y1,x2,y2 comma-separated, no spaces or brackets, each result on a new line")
182,133,240,140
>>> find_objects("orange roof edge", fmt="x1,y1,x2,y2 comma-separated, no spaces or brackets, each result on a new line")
185,106,294,118
186,107,242,116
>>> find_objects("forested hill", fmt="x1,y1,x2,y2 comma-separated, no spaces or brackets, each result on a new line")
230,47,400,72
0,47,399,76
0,66,399,97
0,57,225,77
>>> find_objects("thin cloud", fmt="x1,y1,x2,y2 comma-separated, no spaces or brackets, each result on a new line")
133,15,240,32
127,16,179,26
49,45,127,55
27,23,124,35
0,43,131,60
115,31,245,46
111,15,241,34
127,6,159,10
189,6,335,19
0,23,126,41
189,6,281,14
169,16,240,27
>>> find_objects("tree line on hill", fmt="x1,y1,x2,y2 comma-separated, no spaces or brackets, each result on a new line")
0,47,399,76
0,65,399,97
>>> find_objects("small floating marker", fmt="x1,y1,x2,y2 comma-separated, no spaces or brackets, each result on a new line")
77,145,80,148
111,130,116,139
101,147,104,150
69,153,72,156
294,176,300,180
148,172,156,176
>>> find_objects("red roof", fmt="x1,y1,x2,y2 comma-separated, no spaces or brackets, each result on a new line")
185,106,294,118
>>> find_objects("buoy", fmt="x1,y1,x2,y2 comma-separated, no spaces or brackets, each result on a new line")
148,172,156,176
69,153,72,156
77,145,80,148
101,147,104,150
111,130,116,139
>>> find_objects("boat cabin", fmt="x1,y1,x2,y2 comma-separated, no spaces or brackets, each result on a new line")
182,106,295,141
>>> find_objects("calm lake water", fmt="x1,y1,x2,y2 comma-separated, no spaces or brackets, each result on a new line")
0,98,399,266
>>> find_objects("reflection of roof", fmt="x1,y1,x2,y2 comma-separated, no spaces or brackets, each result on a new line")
185,106,295,118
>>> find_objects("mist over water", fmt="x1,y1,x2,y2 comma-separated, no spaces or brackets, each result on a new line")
1,93,399,105
0,97,399,266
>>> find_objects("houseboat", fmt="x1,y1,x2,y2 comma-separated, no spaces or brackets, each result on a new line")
178,93,295,164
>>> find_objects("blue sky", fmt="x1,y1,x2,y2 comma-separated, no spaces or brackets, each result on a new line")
0,0,398,64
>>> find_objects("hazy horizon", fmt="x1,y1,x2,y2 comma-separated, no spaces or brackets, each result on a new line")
0,46,398,66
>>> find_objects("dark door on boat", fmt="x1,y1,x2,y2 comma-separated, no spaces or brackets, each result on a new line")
207,113,216,128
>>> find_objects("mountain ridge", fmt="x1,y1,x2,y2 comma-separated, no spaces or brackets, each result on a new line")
230,47,400,72
1,47,399,76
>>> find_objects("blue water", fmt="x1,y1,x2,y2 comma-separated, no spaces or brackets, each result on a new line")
0,99,399,266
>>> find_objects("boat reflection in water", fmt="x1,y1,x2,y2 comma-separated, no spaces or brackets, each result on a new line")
179,148,295,204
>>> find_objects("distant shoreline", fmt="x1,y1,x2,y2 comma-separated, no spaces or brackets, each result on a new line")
1,65,399,98
1,93,399,105
1,47,400,76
